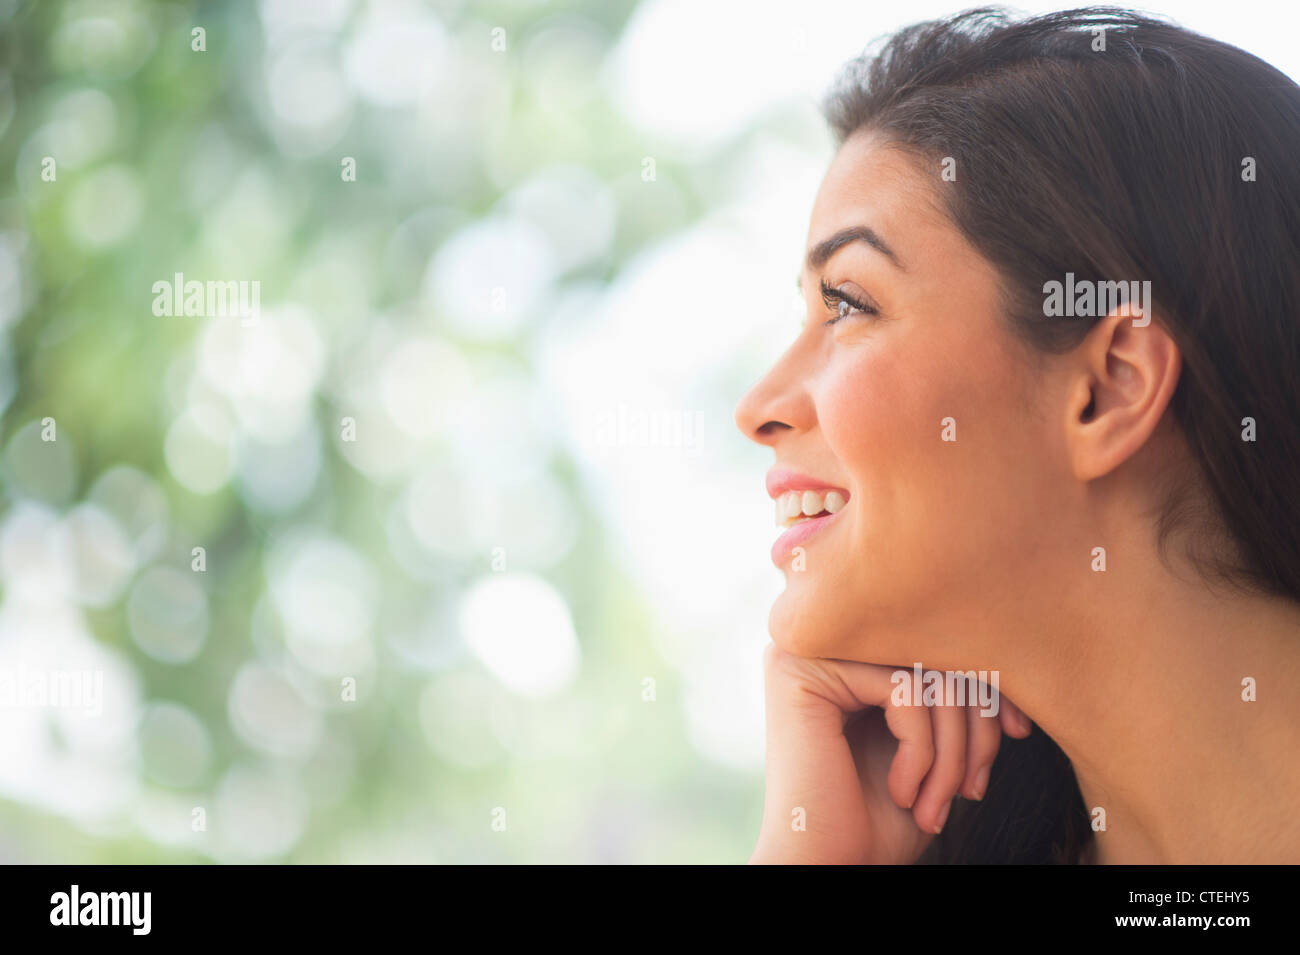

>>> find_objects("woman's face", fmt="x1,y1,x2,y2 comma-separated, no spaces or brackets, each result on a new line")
735,129,1072,667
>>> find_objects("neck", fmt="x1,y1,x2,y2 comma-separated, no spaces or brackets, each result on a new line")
1001,556,1300,863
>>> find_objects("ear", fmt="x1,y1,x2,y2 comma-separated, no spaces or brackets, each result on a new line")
1063,310,1182,481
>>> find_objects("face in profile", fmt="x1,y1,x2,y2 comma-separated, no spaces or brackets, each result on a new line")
738,5,1300,868
735,129,1076,668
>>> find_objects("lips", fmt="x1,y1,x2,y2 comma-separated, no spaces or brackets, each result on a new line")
766,468,850,567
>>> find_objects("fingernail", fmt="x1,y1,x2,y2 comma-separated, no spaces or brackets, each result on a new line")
933,800,951,834
973,765,990,800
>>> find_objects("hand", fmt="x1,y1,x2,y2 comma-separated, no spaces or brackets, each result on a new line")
749,643,1032,864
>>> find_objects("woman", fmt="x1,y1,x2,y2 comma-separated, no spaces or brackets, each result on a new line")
735,6,1300,864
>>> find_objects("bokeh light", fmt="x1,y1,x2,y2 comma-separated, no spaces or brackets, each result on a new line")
5,0,1290,864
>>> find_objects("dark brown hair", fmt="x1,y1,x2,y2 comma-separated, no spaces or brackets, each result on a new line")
824,7,1300,862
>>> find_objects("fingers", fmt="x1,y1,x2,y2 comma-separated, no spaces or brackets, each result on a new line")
880,673,1027,831
760,645,1032,846
809,656,935,810
961,699,1001,800
999,693,1033,738
879,694,937,811
817,657,985,829
757,646,942,863
783,653,935,813
910,687,966,833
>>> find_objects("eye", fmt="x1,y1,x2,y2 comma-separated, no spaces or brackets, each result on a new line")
820,279,879,326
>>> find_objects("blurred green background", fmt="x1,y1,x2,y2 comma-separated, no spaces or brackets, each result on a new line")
0,0,851,863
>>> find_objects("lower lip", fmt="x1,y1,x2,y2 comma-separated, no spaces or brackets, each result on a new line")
770,509,843,567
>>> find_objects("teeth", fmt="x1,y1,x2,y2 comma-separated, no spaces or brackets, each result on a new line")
774,488,847,526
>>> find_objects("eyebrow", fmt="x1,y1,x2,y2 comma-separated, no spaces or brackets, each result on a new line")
804,225,905,273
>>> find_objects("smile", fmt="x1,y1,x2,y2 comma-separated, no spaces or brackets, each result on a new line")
765,472,851,567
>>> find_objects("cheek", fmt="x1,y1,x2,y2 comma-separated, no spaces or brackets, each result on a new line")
815,332,1038,603
817,338,949,492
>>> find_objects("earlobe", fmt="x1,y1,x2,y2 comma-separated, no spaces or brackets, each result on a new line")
1065,311,1181,482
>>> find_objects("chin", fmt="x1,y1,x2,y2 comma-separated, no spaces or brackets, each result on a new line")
768,576,860,660
768,567,930,666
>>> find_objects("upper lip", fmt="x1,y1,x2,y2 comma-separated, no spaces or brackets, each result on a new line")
765,467,851,502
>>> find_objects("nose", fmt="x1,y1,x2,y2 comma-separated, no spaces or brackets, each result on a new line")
734,343,815,447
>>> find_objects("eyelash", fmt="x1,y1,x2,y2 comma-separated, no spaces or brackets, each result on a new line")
819,279,879,325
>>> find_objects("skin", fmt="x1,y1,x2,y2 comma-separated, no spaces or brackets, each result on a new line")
736,128,1300,863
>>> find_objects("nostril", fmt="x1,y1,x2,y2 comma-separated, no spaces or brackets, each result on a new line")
756,420,791,437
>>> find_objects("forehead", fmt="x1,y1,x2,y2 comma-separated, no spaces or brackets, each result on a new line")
807,129,952,263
